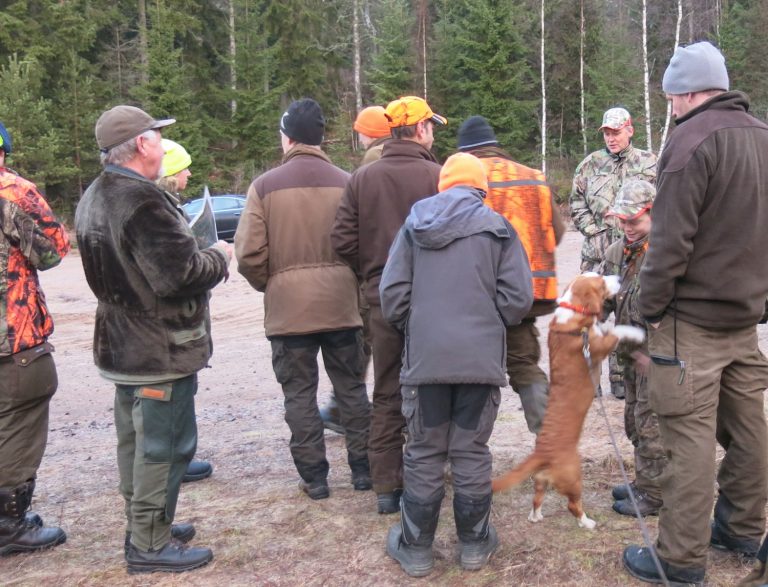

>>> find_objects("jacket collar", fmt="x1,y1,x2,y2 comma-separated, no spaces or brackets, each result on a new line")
674,91,749,126
381,139,439,163
104,164,159,187
282,143,332,165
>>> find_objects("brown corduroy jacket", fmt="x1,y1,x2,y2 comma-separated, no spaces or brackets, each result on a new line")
331,139,441,305
235,144,362,337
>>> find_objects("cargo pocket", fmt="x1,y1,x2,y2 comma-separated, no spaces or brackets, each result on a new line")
5,343,58,401
401,386,421,440
648,358,694,416
271,340,290,385
477,387,501,444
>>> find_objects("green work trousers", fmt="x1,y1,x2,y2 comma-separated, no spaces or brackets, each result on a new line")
115,374,198,552
504,318,548,389
649,315,768,569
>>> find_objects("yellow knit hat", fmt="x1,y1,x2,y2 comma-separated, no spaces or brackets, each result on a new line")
161,139,192,177
438,153,488,193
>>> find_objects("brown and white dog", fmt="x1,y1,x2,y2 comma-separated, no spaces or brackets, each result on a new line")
492,273,644,529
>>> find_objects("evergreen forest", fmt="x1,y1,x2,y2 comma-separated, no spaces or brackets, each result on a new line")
0,0,765,216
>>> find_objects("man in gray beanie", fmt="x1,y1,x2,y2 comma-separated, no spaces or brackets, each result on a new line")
623,40,768,587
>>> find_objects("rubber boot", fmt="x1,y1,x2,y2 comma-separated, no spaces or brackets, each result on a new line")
738,536,768,587
348,454,372,491
319,393,345,435
517,383,549,434
0,481,66,556
454,493,498,571
386,491,442,577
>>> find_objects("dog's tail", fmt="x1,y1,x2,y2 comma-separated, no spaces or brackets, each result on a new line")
491,454,545,493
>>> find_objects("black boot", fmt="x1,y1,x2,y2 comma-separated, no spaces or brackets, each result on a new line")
712,493,761,558
125,540,213,574
0,481,66,556
348,455,372,491
124,523,196,554
386,491,442,577
454,493,498,571
182,460,213,483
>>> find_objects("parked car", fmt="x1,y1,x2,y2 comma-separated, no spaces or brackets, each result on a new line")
182,194,247,241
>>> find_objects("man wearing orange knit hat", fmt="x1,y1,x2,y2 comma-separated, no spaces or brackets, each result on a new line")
354,106,392,166
379,153,533,577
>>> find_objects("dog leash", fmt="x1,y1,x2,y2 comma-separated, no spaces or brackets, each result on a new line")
584,336,672,587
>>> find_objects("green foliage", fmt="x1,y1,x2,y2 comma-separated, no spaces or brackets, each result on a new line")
367,0,418,104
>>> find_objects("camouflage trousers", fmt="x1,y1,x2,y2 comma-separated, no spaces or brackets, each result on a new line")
623,365,667,501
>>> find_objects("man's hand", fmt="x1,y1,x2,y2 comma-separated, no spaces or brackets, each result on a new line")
214,240,233,262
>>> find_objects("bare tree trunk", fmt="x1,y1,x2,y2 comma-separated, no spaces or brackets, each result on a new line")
229,0,237,118
540,0,547,174
579,0,587,156
420,0,428,99
138,0,149,85
642,0,652,151
353,0,362,113
660,0,683,156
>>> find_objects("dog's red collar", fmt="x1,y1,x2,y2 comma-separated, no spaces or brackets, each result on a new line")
558,301,600,316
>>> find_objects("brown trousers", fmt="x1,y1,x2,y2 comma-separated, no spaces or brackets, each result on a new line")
0,349,57,488
504,318,547,388
649,315,768,569
368,303,405,493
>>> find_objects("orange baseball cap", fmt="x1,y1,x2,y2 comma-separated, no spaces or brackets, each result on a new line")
384,96,447,128
353,106,391,139
438,153,488,193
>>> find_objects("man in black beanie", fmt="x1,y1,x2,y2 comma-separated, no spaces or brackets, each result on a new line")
235,98,372,501
457,115,565,437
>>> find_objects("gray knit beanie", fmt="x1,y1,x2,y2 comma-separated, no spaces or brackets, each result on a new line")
662,41,729,94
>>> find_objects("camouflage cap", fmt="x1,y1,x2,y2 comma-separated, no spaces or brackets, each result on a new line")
599,107,632,131
606,179,655,219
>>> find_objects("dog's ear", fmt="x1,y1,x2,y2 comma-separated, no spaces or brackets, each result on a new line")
602,275,621,297
583,277,607,315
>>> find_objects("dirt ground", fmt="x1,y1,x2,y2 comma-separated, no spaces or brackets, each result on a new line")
0,229,763,586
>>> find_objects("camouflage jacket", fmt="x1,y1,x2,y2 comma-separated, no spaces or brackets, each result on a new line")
570,145,656,269
600,235,649,359
0,167,70,356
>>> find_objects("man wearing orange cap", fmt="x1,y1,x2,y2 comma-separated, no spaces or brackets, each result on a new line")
354,106,392,166
332,95,444,515
380,153,533,577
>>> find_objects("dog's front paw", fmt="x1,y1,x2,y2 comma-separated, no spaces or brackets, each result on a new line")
612,325,645,343
578,513,597,530
528,507,544,523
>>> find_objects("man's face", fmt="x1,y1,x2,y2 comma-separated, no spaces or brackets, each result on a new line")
667,93,692,119
416,120,435,150
358,132,374,149
602,126,633,154
139,130,165,180
619,211,651,243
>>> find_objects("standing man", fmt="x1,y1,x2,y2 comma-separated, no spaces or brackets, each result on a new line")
318,105,390,434
380,153,533,577
570,107,657,399
235,98,372,501
332,96,445,514
457,115,564,434
76,105,231,574
0,122,70,555
623,41,768,586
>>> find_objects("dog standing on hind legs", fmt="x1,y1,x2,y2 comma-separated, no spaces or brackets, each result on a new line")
492,273,644,529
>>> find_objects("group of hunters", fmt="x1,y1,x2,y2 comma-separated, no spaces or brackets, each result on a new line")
1,39,768,586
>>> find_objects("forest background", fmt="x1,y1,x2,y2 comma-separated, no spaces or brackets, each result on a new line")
0,0,765,219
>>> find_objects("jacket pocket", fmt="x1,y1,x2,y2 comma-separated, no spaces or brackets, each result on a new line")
649,358,694,416
1,344,57,401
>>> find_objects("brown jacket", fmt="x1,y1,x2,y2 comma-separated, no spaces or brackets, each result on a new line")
331,139,441,305
235,145,361,337
360,137,389,166
639,92,768,328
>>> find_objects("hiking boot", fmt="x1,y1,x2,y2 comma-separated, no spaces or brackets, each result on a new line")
124,523,196,554
125,539,213,574
349,455,372,491
623,545,704,586
711,520,760,558
182,460,213,483
460,524,499,571
24,512,43,528
319,395,345,435
377,489,403,514
612,489,662,517
611,380,626,399
611,481,638,501
299,479,329,500
386,523,434,577
0,481,66,556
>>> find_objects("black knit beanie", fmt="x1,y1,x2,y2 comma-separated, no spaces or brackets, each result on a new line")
280,98,325,146
457,116,498,151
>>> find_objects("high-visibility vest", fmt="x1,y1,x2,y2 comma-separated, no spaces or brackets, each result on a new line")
480,156,558,301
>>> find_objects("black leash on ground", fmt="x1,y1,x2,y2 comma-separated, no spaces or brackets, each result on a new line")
582,328,671,587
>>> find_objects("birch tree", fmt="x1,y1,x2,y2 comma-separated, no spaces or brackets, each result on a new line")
579,0,586,156
540,0,547,173
659,0,682,156
353,0,362,112
642,0,652,151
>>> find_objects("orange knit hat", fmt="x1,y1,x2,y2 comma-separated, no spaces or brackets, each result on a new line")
353,106,391,139
438,153,489,193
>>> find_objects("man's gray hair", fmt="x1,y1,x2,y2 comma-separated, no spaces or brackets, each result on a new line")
100,130,157,167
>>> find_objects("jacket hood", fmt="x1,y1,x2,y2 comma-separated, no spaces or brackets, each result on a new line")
405,186,509,250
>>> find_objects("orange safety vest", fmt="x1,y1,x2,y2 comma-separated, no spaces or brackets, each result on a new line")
480,157,558,301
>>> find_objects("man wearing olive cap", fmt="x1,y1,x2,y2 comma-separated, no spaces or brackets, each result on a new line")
623,41,768,586
75,105,232,574
332,96,445,515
